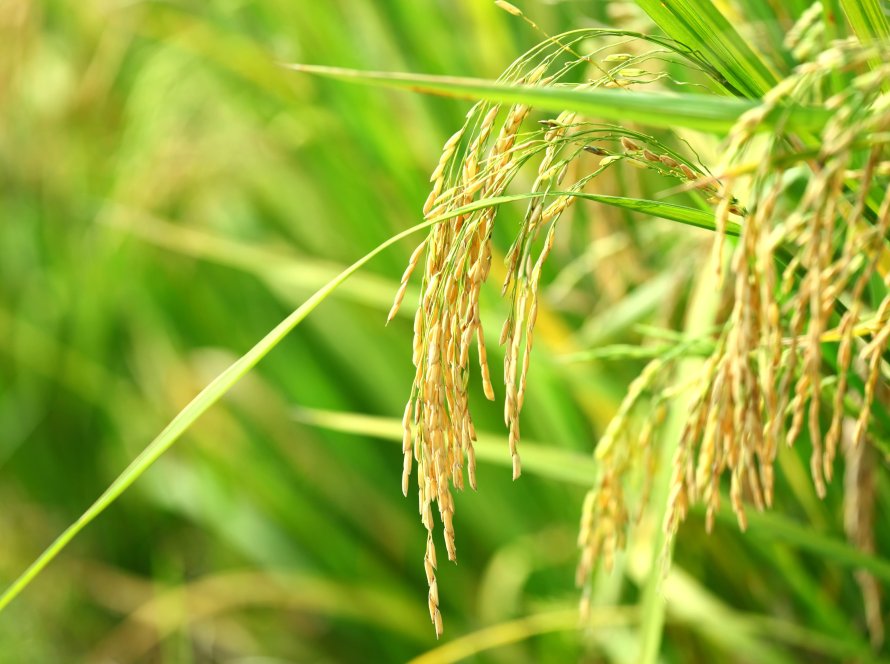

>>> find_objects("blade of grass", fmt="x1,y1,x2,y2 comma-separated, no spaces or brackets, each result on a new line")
292,407,600,486
577,270,689,346
407,606,638,664
660,567,806,664
634,0,779,97
91,570,429,662
840,0,890,44
637,250,720,664
4,187,693,612
559,341,713,363
719,509,890,584
102,195,732,315
102,207,411,315
295,408,890,586
731,0,795,70
0,215,438,613
741,614,877,661
283,64,831,134
571,193,741,235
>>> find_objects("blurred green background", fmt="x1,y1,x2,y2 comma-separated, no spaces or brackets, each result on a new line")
0,1,886,662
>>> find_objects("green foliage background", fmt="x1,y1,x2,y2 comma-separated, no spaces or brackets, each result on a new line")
0,1,887,662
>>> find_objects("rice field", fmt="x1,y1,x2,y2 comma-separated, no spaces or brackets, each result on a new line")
1,1,889,662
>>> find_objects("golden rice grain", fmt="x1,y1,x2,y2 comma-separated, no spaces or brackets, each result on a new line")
494,0,523,17
395,37,890,638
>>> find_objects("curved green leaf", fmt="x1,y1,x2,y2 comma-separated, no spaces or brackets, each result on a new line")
0,186,712,612
0,216,436,612
635,0,780,97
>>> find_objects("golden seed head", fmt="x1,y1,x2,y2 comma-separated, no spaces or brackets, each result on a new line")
393,38,890,638
494,0,523,17
620,136,639,151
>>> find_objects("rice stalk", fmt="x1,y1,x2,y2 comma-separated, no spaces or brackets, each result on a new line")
394,30,890,637
391,29,743,636
666,42,890,547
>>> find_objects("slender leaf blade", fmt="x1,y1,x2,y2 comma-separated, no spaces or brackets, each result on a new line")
0,217,440,612
284,64,830,134
840,0,890,43
0,187,712,612
292,407,601,485
634,0,780,97
569,192,741,236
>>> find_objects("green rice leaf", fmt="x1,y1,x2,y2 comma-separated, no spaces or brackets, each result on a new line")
569,192,741,235
407,606,638,664
292,407,600,486
284,64,830,134
0,216,439,613
634,0,780,97
840,0,890,44
1,185,707,612
738,510,890,584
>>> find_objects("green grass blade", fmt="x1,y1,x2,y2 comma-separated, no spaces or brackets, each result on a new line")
296,408,890,596
284,64,830,134
569,192,741,235
293,407,600,486
103,208,410,315
730,510,890,584
636,256,724,663
505,191,740,236
840,0,890,43
0,217,438,613
496,191,740,236
559,342,713,363
0,178,777,612
4,186,696,612
741,614,876,661
407,606,638,664
659,569,795,664
732,0,795,69
634,0,780,97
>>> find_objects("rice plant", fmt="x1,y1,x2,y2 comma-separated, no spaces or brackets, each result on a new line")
2,1,889,661
299,1,890,651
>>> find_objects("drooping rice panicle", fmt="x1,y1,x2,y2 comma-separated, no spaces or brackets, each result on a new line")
394,32,890,636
